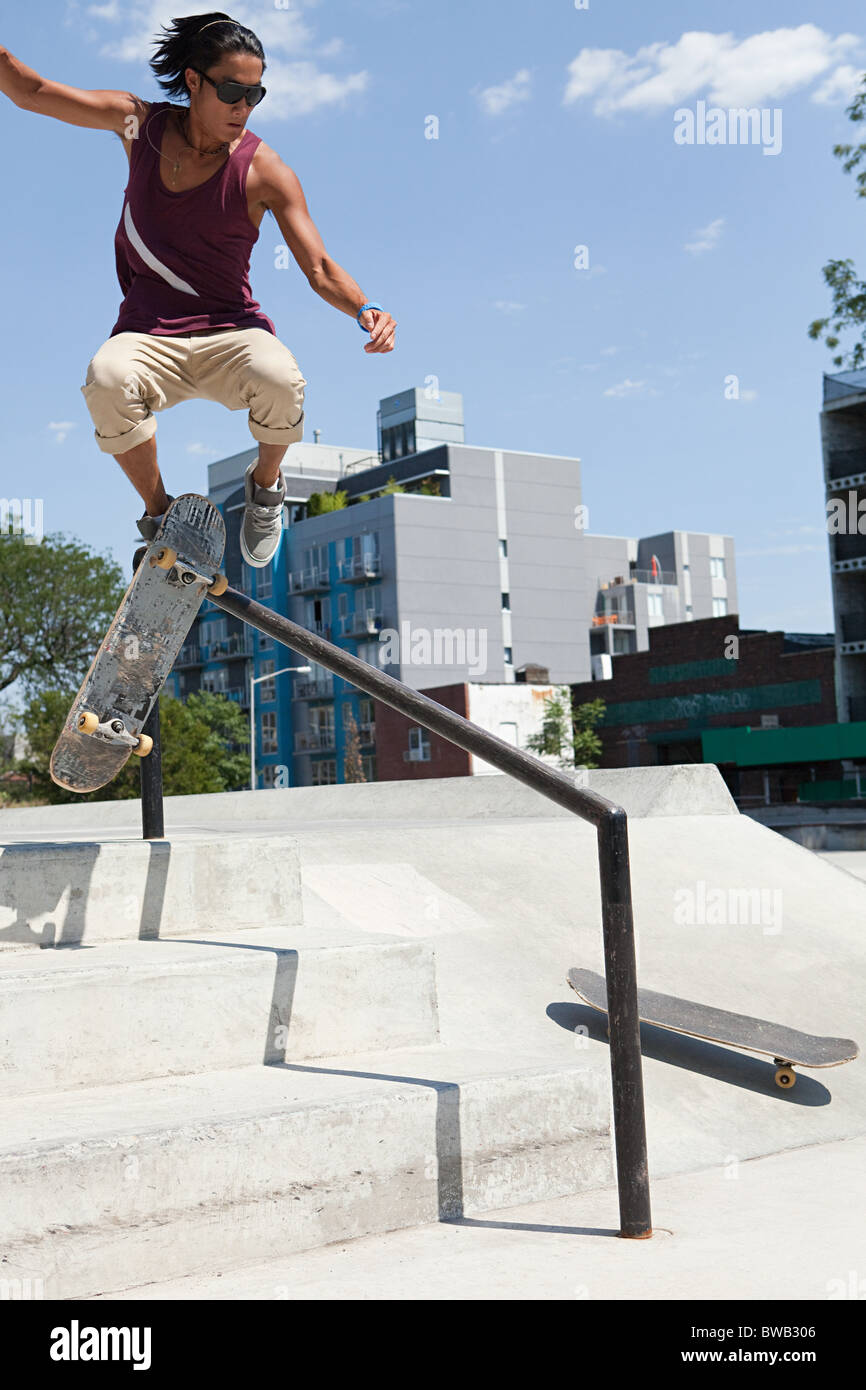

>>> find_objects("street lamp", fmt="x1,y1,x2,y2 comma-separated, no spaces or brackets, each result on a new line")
250,663,311,790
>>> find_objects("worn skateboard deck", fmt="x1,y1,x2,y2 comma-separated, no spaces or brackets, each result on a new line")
50,494,226,794
567,968,858,1088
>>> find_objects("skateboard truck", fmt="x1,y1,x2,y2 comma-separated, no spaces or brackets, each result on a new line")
149,545,228,595
77,711,153,757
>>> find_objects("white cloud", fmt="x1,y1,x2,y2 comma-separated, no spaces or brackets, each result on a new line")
84,2,368,119
603,379,658,398
740,388,759,402
48,421,77,444
812,63,864,105
186,441,218,456
684,217,724,255
493,300,526,315
478,68,532,117
564,26,863,115
600,345,617,356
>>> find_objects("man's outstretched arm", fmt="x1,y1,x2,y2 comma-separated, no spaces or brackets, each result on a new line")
257,146,396,354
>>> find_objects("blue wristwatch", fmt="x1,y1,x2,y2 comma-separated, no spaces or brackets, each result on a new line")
356,302,383,329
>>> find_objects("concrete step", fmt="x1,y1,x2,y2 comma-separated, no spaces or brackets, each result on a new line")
0,928,439,1098
0,1048,611,1299
0,836,302,952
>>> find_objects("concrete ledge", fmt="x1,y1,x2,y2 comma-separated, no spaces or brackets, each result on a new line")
0,837,301,951
0,1051,610,1298
0,928,439,1096
0,765,738,837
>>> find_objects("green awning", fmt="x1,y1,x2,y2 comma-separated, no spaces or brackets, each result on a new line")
701,721,866,767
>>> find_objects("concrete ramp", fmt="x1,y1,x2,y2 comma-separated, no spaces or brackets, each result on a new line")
0,764,863,1296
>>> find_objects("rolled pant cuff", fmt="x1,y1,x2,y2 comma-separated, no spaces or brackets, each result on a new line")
91,416,158,456
249,411,305,446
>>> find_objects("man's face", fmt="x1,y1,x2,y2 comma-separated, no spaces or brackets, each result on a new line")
187,53,265,138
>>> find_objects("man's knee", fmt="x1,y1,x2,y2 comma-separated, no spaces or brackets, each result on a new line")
81,342,154,404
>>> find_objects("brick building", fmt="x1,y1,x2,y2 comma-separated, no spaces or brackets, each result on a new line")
568,616,853,804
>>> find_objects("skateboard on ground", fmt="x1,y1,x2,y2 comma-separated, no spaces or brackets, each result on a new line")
567,967,858,1089
50,494,227,794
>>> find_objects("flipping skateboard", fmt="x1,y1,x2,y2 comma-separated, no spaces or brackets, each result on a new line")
50,494,227,794
567,968,858,1089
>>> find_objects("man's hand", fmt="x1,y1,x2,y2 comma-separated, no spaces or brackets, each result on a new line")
359,307,396,353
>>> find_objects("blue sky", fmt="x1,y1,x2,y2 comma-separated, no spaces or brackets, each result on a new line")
1,0,864,632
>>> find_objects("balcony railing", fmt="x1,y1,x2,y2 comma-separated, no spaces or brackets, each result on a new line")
294,677,335,700
358,721,376,745
294,729,336,753
289,566,330,594
201,632,254,659
340,608,384,638
201,684,249,708
176,644,201,667
339,555,382,582
597,570,676,589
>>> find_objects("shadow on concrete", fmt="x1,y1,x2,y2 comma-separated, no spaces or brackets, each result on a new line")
162,937,300,1067
0,839,174,950
137,840,171,941
0,842,101,948
548,1001,834,1105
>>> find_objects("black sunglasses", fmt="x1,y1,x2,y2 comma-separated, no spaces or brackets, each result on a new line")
191,67,266,107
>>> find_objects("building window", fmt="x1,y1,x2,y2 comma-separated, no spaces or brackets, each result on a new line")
203,666,229,694
712,597,727,617
361,755,376,781
499,538,508,558
257,568,273,600
261,711,278,754
710,556,726,580
311,759,337,786
261,764,282,789
259,659,276,702
501,592,510,611
647,592,663,618
258,633,270,651
358,640,384,668
408,727,431,761
504,646,514,664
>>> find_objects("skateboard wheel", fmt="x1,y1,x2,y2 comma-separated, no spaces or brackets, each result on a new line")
152,546,177,571
774,1065,796,1089
210,572,228,596
77,711,99,735
134,734,154,758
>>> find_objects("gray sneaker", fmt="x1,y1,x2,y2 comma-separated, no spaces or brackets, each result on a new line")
135,496,176,543
240,461,285,568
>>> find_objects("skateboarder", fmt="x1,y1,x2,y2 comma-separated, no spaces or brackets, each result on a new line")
0,12,396,568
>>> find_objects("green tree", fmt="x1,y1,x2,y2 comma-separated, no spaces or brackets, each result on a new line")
525,690,605,770
571,697,606,768
306,489,348,516
809,79,866,367
0,533,125,695
381,475,405,495
6,688,249,805
418,476,441,496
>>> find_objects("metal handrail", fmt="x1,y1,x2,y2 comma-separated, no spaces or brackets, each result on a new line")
212,584,652,1239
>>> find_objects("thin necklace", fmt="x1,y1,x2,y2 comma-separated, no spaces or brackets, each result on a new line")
144,106,231,187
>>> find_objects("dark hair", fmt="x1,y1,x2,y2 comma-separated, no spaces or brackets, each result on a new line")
149,11,266,103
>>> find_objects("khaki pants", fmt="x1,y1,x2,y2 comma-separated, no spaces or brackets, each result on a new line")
80,328,306,455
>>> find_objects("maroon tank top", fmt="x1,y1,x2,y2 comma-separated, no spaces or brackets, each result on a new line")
110,101,276,337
